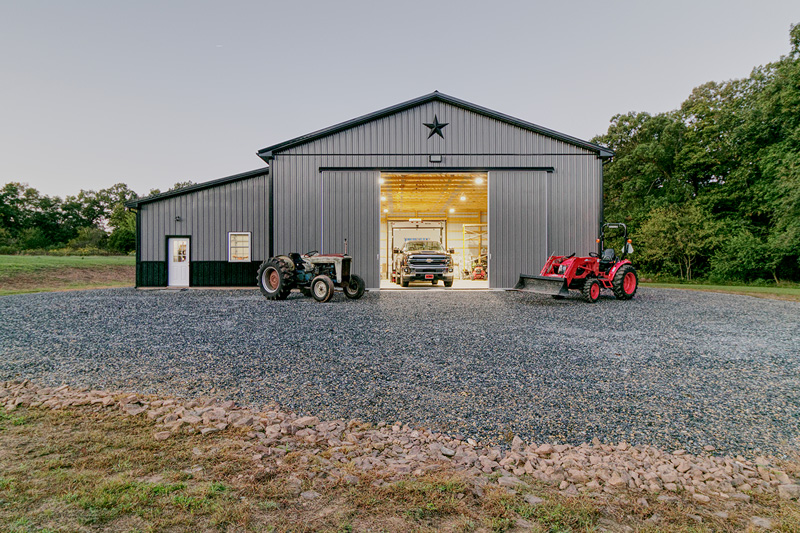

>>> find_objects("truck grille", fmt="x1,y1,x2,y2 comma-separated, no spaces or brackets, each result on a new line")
409,255,448,273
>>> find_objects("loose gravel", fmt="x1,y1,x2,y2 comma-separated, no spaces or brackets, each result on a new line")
0,288,798,456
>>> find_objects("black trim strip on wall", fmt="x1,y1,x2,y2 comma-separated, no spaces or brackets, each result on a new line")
318,166,555,173
136,261,261,287
268,175,274,259
191,261,261,287
137,262,167,287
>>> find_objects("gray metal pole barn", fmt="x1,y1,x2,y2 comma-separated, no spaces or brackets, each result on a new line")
128,91,612,289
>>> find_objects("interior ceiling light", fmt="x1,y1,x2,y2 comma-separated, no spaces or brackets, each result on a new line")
378,178,385,185
381,196,387,202
449,208,455,213
475,177,484,185
460,195,466,201
383,208,388,213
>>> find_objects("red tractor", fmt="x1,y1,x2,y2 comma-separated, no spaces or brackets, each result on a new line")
514,223,638,303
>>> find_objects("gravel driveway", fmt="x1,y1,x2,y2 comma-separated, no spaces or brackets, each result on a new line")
1,288,798,455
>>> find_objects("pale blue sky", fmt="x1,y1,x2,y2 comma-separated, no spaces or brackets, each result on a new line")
1,1,798,197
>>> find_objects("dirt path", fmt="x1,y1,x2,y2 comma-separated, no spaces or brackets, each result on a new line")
0,265,134,292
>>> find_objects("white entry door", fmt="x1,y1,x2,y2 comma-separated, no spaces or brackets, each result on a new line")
168,238,190,287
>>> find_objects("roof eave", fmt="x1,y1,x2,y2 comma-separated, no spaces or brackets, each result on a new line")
125,167,270,209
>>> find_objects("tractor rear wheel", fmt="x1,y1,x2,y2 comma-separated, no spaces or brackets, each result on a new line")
311,275,335,302
582,279,601,303
343,274,366,299
257,257,294,300
612,265,638,300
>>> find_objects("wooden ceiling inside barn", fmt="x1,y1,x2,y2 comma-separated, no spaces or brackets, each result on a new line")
380,172,488,215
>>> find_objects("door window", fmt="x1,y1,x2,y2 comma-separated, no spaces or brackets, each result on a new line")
173,241,187,263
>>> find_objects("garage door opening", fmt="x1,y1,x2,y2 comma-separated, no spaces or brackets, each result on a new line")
379,172,488,289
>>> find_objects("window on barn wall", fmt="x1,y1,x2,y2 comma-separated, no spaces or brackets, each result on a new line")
228,232,251,262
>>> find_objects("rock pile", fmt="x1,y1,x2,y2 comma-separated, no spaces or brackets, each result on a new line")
2,380,798,506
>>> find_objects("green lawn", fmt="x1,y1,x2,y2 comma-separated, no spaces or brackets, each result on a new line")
642,282,800,302
0,255,135,295
0,254,134,274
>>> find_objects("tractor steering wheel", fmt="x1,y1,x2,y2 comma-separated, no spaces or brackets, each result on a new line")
565,253,575,259
588,252,599,258
304,250,319,257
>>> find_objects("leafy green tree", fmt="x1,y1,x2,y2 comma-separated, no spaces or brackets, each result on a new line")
637,203,722,280
107,202,137,253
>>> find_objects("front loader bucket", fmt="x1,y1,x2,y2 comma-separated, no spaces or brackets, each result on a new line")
514,274,570,297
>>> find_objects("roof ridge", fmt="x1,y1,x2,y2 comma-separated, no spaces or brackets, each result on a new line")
256,91,613,159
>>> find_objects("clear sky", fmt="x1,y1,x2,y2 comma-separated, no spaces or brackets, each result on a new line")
1,1,798,197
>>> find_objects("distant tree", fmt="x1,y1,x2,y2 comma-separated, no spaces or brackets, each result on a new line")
67,227,108,249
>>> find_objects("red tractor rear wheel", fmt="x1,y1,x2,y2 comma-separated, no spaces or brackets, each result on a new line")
612,265,638,300
582,279,601,303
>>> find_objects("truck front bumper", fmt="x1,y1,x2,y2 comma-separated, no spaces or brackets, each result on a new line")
405,269,454,282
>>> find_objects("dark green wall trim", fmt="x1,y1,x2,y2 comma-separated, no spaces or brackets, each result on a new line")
137,262,167,287
190,261,261,286
136,261,260,287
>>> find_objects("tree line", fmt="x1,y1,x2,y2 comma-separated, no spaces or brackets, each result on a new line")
592,24,800,283
0,181,190,255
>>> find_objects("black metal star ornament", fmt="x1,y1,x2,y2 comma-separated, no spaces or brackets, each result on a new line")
423,115,448,139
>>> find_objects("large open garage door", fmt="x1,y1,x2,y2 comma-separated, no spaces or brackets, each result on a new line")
488,170,549,288
321,170,380,288
380,172,488,288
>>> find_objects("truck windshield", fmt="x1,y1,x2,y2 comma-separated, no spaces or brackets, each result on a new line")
406,241,443,252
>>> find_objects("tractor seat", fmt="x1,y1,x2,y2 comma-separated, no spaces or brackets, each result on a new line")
599,248,616,271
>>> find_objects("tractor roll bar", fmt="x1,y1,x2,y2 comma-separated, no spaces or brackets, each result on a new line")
599,223,630,259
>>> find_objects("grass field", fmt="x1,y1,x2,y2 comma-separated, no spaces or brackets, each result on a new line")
642,282,800,302
0,255,135,296
1,402,798,532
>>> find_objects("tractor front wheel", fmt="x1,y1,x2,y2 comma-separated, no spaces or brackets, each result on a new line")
311,275,335,302
612,265,638,300
582,279,601,303
257,257,294,300
400,274,409,287
343,274,366,299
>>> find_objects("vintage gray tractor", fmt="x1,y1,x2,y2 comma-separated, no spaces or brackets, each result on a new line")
256,244,365,303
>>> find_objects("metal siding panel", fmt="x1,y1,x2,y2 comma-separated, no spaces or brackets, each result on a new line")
320,170,379,288
488,170,550,288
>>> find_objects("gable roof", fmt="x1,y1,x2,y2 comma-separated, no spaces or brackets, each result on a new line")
125,167,269,209
256,91,613,160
